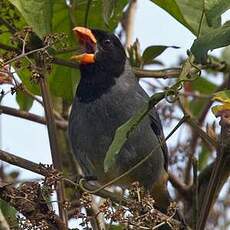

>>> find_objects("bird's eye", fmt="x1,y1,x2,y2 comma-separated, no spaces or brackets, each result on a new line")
103,39,112,47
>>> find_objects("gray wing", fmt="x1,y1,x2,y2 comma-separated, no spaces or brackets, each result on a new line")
135,82,168,171
149,109,168,171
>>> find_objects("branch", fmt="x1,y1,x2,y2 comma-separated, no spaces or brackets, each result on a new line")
3,46,49,65
0,183,66,229
197,113,230,230
52,57,79,69
186,116,217,148
35,56,68,227
168,172,191,201
0,148,186,229
0,149,49,176
183,80,227,185
133,67,182,78
0,148,126,206
121,0,138,48
0,105,68,129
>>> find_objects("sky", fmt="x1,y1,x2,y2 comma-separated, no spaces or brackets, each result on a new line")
1,0,230,228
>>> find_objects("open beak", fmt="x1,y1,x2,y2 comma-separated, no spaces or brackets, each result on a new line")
71,27,97,64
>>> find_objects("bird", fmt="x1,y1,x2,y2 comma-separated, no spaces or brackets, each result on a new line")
68,27,181,222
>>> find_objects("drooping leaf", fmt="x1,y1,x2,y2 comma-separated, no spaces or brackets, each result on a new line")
204,0,230,27
8,0,52,38
151,0,214,36
16,90,34,111
142,45,179,65
191,23,230,63
104,92,165,173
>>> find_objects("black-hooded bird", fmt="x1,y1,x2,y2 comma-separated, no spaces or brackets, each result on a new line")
68,27,178,219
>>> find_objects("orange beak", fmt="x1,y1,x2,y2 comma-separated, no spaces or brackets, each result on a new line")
71,27,97,64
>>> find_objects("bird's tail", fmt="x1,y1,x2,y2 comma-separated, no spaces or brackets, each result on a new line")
150,172,187,229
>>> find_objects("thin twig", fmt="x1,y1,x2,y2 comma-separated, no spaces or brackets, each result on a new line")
21,86,66,121
168,173,190,200
52,57,79,69
3,45,49,65
0,105,68,129
0,149,48,176
121,0,138,48
192,156,198,229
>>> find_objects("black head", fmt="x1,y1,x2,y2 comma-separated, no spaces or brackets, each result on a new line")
90,29,126,75
71,27,127,102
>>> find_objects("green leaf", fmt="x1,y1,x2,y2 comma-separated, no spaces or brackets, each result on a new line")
104,92,165,173
0,199,17,227
71,0,127,31
16,91,34,111
142,45,179,65
48,1,80,102
49,62,80,102
15,61,41,96
191,23,230,63
151,0,214,36
8,0,52,38
106,224,125,230
204,0,230,27
191,77,217,94
189,77,217,117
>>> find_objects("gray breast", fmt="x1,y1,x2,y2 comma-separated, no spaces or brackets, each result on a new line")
68,73,165,187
